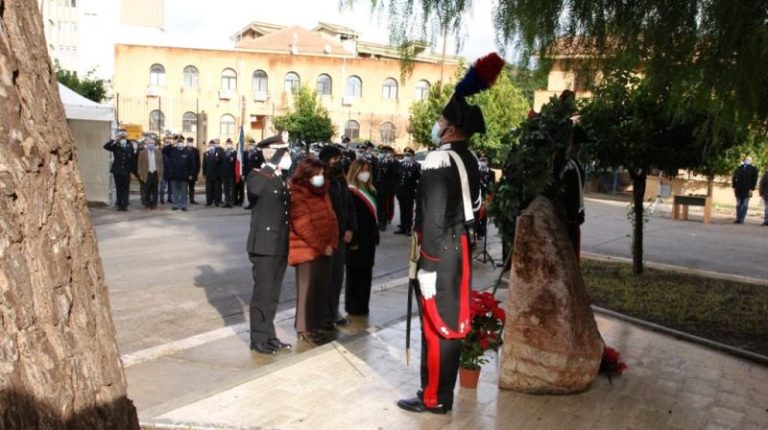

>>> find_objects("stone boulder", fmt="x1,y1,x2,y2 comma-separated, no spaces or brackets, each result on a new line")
499,196,604,394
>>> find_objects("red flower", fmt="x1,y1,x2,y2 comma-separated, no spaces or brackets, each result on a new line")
478,338,490,350
491,307,506,322
603,347,620,362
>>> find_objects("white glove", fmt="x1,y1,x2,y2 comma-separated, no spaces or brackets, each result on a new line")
417,270,437,299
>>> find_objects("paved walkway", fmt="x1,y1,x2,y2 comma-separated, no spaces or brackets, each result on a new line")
128,261,768,430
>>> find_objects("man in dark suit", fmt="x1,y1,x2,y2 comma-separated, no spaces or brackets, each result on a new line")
732,156,759,224
103,129,136,211
187,137,201,204
221,138,237,208
243,138,265,209
202,140,223,206
395,147,420,236
375,146,398,231
246,134,294,354
162,135,194,211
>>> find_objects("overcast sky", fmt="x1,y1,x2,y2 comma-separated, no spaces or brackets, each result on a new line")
160,0,508,62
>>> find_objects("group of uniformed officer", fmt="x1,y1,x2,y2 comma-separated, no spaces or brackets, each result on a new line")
202,138,266,208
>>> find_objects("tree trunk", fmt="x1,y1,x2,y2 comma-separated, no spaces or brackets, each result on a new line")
631,171,647,275
0,2,139,428
707,173,715,197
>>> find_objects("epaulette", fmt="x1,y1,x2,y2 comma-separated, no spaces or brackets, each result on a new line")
422,151,451,170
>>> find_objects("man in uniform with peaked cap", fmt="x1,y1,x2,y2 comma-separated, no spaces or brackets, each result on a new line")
246,134,294,354
397,52,504,414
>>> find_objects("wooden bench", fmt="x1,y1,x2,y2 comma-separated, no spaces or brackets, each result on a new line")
672,195,712,223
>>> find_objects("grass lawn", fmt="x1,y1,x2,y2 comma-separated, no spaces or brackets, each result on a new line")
581,259,768,356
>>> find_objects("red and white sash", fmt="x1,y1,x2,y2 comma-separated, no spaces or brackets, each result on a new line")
348,185,377,223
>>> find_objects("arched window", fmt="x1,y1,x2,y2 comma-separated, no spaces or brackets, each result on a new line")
415,80,430,100
284,72,300,93
182,112,197,133
149,109,165,131
149,64,165,86
344,120,360,140
252,70,268,92
182,65,199,88
220,114,236,136
221,68,237,90
316,74,332,95
380,122,396,143
346,76,362,98
382,78,398,99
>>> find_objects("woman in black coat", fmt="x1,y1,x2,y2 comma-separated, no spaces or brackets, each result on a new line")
345,159,380,315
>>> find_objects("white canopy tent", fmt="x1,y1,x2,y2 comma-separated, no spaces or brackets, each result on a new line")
58,83,115,205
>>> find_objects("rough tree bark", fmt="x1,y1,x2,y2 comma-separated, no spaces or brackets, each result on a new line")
0,1,139,428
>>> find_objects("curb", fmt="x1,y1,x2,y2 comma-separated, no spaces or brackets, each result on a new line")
581,252,768,286
592,306,768,367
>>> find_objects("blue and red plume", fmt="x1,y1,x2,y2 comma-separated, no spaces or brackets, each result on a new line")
454,52,505,98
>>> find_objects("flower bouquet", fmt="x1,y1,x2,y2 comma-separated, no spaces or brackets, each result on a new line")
459,290,506,388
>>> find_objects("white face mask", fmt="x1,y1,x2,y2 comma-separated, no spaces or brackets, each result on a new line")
744,158,752,165
281,131,290,143
403,156,413,162
119,139,127,145
430,122,442,146
278,154,292,170
310,174,325,188
357,171,371,183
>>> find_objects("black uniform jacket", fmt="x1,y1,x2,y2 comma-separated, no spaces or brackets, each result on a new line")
103,140,135,175
397,159,421,197
247,165,289,256
202,148,223,179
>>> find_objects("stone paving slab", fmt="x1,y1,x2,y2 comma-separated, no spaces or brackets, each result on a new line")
147,312,768,430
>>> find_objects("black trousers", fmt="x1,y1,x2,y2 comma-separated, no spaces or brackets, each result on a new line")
142,172,159,208
113,173,130,209
418,296,462,408
188,179,197,203
205,176,222,205
234,180,245,205
138,178,147,206
222,175,235,206
295,256,331,333
397,193,415,232
377,191,392,227
345,264,373,315
249,253,288,344
323,242,346,324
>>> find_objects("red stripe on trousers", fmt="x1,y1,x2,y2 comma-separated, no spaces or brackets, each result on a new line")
420,234,471,339
421,308,441,408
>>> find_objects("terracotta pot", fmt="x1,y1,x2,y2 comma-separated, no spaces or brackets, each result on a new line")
459,367,481,389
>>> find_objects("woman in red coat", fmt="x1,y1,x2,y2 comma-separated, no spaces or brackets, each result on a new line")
288,158,339,345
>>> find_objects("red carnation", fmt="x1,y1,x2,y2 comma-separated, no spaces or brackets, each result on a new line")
478,337,490,350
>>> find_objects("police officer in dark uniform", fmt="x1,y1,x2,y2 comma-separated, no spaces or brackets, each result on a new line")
398,52,502,415
246,134,294,354
243,138,264,209
103,129,136,211
187,137,201,204
375,146,398,231
221,138,237,207
202,140,223,206
476,154,496,239
395,147,421,236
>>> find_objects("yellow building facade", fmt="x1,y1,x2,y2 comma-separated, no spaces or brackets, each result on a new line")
113,22,459,151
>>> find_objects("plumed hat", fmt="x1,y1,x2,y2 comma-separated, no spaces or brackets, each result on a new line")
441,52,505,138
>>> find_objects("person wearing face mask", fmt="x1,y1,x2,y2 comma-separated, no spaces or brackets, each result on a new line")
556,123,588,258
245,135,294,354
732,156,759,224
243,138,265,209
186,137,201,205
202,140,223,206
474,154,496,240
398,52,503,415
344,159,380,316
374,146,398,231
220,138,237,208
137,137,164,209
318,145,358,329
288,158,339,346
162,135,194,211
395,147,421,236
103,129,136,211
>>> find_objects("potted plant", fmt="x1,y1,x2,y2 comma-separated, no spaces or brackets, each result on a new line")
458,290,506,388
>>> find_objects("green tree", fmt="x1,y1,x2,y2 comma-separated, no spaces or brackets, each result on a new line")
55,61,108,103
469,72,529,164
578,71,739,274
408,82,454,148
507,64,547,108
273,86,335,145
